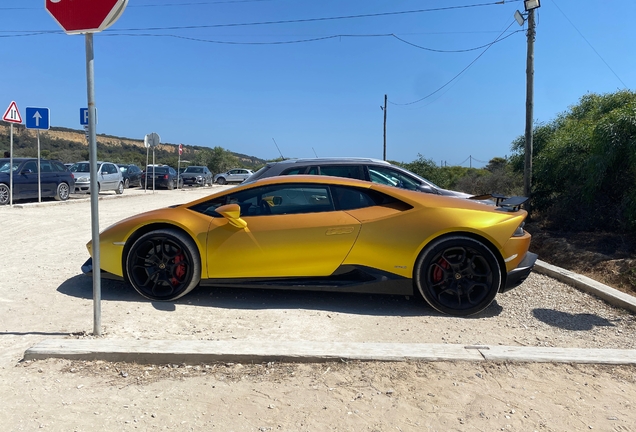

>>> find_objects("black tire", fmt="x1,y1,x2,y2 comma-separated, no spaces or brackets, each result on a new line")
0,184,9,205
168,179,174,190
125,228,201,301
217,177,226,185
414,236,501,316
116,182,124,195
124,178,130,189
54,182,70,201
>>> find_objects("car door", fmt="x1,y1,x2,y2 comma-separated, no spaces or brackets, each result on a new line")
201,183,361,278
38,160,59,196
102,163,118,190
14,160,39,199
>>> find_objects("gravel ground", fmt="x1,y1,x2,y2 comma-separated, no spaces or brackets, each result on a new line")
2,185,636,431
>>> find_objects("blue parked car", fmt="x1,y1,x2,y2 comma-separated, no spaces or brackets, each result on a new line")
0,158,75,205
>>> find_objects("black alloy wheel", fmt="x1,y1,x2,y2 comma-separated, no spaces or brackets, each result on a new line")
415,236,501,316
125,229,201,301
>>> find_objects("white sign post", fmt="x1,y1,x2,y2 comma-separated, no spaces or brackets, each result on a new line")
3,101,22,206
46,0,129,337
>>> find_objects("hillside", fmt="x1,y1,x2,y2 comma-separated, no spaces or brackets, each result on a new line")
0,121,267,168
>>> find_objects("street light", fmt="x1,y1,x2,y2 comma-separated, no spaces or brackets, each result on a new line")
524,0,540,11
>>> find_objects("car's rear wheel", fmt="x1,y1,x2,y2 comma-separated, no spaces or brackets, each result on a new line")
414,236,501,316
116,182,124,194
125,229,201,301
124,178,130,189
0,184,10,205
168,179,174,190
217,177,226,185
55,182,70,201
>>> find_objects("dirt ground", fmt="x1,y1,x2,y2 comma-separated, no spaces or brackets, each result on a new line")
527,223,636,296
1,187,636,431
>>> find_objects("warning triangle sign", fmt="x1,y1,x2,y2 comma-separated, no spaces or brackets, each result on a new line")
3,101,22,123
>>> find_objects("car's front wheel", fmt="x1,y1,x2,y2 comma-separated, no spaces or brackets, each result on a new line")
55,182,70,201
216,177,226,185
414,236,501,316
125,228,201,301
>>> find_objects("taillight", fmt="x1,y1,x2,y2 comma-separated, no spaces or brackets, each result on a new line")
163,174,169,179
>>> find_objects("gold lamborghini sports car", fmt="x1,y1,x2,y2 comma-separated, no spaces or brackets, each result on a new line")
82,175,537,316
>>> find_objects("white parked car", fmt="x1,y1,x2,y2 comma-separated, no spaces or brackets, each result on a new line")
70,161,124,194
213,168,253,185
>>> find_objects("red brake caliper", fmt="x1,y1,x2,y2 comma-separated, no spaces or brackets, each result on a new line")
433,257,450,283
170,251,186,286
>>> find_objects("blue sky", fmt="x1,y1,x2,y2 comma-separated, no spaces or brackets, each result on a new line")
1,0,634,167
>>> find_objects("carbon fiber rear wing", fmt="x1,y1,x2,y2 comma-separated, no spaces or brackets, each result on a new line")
468,194,529,212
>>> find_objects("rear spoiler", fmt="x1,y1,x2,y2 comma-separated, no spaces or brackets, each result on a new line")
468,194,529,212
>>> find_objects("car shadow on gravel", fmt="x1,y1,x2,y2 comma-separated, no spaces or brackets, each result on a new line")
532,308,616,331
57,275,504,319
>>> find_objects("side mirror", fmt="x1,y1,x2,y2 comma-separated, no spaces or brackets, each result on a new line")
216,203,248,229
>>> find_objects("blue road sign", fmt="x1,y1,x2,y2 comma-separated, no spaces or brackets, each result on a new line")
25,107,50,130
80,107,97,125
80,108,88,125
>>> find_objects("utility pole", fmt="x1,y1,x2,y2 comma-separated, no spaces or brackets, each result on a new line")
523,7,536,204
382,94,387,161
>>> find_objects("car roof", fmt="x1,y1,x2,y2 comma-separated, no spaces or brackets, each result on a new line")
1,157,61,162
267,157,390,166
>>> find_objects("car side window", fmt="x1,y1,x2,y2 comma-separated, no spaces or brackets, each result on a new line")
190,184,334,217
330,186,376,211
318,165,364,180
40,161,53,173
52,161,66,172
367,166,420,191
23,161,37,173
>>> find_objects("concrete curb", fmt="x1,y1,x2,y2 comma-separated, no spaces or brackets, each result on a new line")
24,339,636,365
534,259,636,313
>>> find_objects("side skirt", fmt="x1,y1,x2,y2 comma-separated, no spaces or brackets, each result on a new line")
200,265,414,296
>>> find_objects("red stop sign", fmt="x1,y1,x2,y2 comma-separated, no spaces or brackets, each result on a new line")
46,0,129,34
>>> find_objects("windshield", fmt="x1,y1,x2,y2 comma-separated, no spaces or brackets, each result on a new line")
243,165,272,183
185,167,203,173
146,166,169,174
70,162,101,173
0,161,19,173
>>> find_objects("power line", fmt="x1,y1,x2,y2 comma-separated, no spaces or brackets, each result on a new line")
111,2,512,32
389,20,519,106
102,31,521,52
551,0,628,89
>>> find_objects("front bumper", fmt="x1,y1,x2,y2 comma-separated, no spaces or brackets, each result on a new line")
81,257,124,281
501,252,538,292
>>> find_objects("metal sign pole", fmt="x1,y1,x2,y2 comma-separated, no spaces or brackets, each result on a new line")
37,130,41,202
9,123,13,206
85,33,102,336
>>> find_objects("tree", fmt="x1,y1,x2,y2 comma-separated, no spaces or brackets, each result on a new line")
509,90,636,232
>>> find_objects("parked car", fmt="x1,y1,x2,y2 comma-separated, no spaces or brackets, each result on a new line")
214,168,253,185
0,158,75,205
246,157,473,198
117,164,142,189
141,165,182,190
70,161,124,194
82,174,537,316
180,166,212,187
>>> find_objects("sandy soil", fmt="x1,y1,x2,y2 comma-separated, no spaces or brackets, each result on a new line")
1,186,635,431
